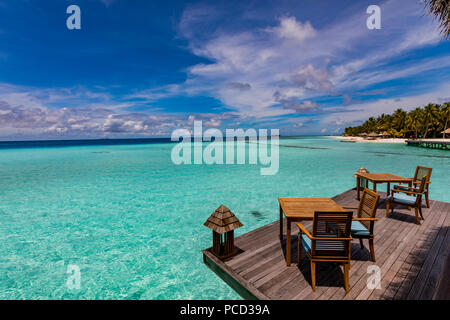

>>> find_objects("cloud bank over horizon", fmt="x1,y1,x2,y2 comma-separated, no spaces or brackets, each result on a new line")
0,0,448,139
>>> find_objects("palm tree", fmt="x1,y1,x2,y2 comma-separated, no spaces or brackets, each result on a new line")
392,109,407,137
408,107,424,139
424,0,450,38
423,103,439,138
343,101,450,138
441,102,450,138
376,113,391,132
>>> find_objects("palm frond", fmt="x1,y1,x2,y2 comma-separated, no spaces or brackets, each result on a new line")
424,0,450,38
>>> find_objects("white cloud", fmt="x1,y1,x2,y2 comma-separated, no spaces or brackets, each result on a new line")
172,0,444,124
2,0,447,138
283,100,318,113
267,16,316,42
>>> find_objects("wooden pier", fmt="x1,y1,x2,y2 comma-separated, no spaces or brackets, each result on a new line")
406,139,450,150
202,189,450,300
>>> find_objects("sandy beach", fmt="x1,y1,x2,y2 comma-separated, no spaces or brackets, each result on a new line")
328,136,406,143
328,136,450,144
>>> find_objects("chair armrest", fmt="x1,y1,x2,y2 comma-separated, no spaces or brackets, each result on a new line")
342,206,359,210
392,188,424,196
396,186,420,192
353,217,377,221
314,236,353,241
296,223,313,239
413,181,430,185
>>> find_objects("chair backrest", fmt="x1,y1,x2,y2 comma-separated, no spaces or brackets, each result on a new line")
413,166,432,184
358,188,380,233
311,211,353,259
414,175,427,205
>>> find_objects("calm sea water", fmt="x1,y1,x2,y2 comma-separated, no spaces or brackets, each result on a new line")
0,136,449,299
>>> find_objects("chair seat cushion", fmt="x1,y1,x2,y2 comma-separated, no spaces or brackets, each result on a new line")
351,221,370,236
393,185,409,191
300,233,345,252
301,234,312,252
387,193,416,206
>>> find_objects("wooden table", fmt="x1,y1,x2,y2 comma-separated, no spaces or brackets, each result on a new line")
278,197,347,266
355,173,412,200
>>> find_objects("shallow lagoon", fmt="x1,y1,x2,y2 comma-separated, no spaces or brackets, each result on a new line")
0,137,449,299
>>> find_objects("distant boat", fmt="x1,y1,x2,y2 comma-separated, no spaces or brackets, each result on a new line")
341,139,357,143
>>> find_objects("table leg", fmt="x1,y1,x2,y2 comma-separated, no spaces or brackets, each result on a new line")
279,204,283,240
387,182,390,196
373,182,377,193
286,219,291,266
357,177,361,200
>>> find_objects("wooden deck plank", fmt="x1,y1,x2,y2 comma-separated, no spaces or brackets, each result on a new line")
362,200,446,300
202,189,450,300
341,205,418,300
382,201,447,299
389,201,448,299
408,205,450,299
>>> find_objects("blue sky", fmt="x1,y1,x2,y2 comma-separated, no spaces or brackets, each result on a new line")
0,0,449,139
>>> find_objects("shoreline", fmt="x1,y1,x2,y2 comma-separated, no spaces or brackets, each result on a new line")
328,136,407,143
329,136,450,144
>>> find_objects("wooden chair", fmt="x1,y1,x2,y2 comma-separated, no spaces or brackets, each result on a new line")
387,176,427,224
343,188,380,262
297,211,353,293
395,166,432,207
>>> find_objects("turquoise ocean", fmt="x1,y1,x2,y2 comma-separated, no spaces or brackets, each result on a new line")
0,136,449,299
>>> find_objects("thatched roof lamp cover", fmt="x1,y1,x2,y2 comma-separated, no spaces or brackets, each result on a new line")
204,205,243,235
354,167,369,178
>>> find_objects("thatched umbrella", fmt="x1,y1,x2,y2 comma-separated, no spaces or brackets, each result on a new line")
358,133,368,137
441,128,450,138
381,131,391,139
366,132,380,140
204,205,243,259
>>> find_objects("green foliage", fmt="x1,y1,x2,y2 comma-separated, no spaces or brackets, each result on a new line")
343,102,450,138
424,0,450,38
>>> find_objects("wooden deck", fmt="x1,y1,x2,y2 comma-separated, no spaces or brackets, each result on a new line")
202,189,450,300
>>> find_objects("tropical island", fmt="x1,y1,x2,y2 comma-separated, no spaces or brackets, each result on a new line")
342,102,450,140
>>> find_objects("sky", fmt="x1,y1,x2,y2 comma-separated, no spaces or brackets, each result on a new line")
0,0,449,140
